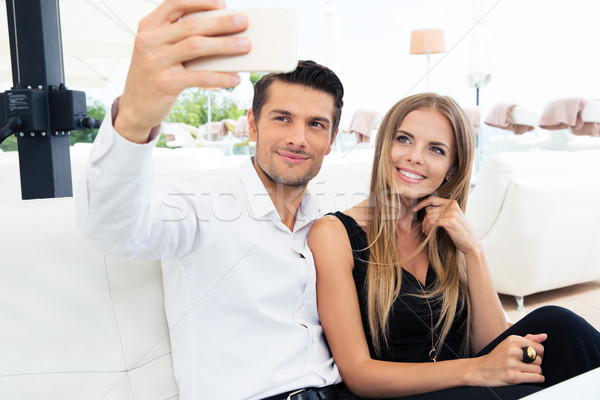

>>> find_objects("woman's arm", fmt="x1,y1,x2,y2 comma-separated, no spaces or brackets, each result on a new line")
309,215,479,398
463,245,510,353
415,197,509,353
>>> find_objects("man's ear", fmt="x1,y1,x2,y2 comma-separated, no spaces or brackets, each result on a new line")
248,109,257,142
325,129,339,155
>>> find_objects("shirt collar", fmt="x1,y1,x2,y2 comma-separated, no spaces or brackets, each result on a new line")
238,158,321,231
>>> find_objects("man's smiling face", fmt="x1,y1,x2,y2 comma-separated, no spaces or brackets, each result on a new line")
248,81,337,190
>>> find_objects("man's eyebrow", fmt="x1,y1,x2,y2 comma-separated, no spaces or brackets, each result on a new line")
269,109,331,125
312,116,331,125
269,109,293,116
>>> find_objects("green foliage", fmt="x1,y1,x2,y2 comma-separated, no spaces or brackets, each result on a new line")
0,135,17,152
167,72,266,127
156,134,169,148
163,73,265,150
249,72,265,87
166,88,244,127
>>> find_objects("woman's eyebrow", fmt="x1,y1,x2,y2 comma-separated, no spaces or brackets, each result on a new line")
396,130,450,149
429,140,450,149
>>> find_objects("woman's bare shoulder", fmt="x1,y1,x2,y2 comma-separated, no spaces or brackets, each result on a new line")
309,212,354,258
310,212,347,239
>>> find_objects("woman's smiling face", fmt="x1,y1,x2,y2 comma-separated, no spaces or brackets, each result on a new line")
390,108,456,200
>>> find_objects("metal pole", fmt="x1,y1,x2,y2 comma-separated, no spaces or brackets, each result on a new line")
4,0,72,199
426,52,431,92
207,91,211,125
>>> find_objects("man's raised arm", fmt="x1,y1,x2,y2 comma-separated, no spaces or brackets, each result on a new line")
76,0,250,258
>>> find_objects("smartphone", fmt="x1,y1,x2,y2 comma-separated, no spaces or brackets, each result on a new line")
183,8,298,73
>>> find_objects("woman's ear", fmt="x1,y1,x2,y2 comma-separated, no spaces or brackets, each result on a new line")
445,165,456,181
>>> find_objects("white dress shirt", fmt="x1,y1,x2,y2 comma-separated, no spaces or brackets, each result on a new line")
75,111,340,399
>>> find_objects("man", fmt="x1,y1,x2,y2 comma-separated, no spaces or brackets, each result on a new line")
75,1,344,399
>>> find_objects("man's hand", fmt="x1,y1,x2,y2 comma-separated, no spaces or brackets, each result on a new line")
115,0,250,143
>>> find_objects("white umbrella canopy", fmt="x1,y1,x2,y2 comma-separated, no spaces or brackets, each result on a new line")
0,0,159,88
466,0,499,106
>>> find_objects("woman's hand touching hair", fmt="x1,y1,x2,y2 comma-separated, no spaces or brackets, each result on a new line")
413,196,481,257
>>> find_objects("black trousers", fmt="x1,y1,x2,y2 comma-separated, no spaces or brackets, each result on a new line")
339,306,600,400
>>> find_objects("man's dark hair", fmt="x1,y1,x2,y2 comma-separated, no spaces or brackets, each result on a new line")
251,60,344,133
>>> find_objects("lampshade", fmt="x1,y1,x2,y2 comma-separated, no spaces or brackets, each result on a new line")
410,29,446,54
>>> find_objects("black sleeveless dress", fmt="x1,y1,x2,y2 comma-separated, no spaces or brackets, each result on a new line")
331,211,468,363
330,211,600,400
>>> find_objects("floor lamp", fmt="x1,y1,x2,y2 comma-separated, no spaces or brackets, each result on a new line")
410,29,446,91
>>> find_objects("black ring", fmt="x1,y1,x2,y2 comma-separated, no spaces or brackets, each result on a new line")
522,346,537,363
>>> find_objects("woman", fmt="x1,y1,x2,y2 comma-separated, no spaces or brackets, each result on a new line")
308,93,600,399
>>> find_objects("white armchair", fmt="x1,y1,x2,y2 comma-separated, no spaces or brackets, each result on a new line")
466,150,600,310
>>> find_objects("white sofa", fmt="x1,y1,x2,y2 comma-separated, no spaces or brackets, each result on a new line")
0,145,373,399
466,150,600,310
4,143,599,397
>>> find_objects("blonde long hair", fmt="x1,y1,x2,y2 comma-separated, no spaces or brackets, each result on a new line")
365,93,475,357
